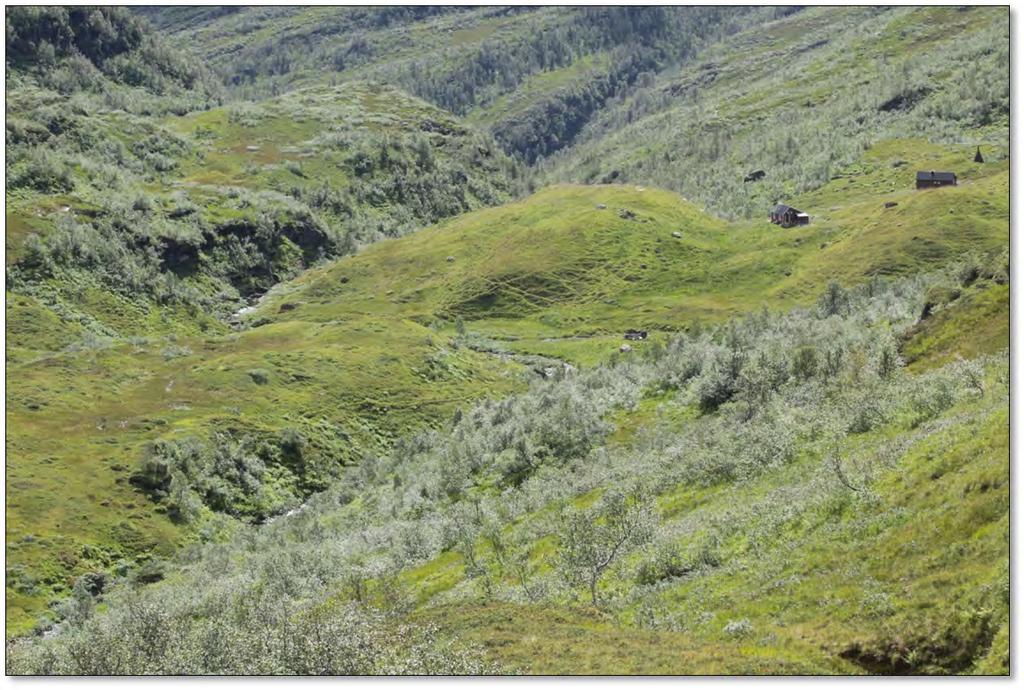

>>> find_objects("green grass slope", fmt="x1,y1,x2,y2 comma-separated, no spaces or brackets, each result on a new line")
5,131,1008,638
5,79,521,362
7,267,1008,673
410,371,1008,674
253,138,1007,365
5,313,524,635
542,5,1008,220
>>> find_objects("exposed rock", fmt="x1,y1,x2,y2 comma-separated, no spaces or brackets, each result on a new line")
672,231,683,238
885,202,898,208
619,344,632,353
446,255,455,262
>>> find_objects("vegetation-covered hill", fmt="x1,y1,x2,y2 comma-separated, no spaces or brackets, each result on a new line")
136,5,1007,193
132,5,791,162
6,5,223,113
8,254,1009,673
6,149,1008,642
541,5,1008,219
254,139,1007,365
7,75,522,360
4,4,1009,676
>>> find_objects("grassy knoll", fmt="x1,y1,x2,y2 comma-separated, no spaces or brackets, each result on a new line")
254,138,1007,365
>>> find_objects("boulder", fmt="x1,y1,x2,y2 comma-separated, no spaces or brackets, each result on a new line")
619,344,632,353
672,231,683,238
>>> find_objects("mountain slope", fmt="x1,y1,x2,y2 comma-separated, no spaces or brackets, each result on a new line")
540,5,1008,219
8,263,1009,673
6,133,1008,635
132,5,787,162
253,139,1007,364
5,79,522,362
4,5,1009,672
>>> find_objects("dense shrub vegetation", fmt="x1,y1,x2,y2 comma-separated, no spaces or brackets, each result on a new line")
4,5,1008,674
6,5,223,113
6,63,522,340
132,6,794,163
7,264,1009,673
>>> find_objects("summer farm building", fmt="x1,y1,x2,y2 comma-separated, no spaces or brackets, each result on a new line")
916,171,957,189
769,204,809,228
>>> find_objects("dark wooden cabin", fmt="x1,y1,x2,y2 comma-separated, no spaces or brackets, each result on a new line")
769,204,809,228
624,330,648,341
916,171,957,189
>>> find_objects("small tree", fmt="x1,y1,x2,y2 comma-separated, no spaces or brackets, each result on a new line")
557,489,655,606
818,281,849,317
873,331,903,379
452,503,495,598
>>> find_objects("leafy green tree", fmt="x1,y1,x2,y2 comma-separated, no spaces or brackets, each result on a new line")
558,489,655,606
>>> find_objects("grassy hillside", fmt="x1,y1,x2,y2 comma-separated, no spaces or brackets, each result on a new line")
5,137,1008,636
133,6,786,162
5,4,1009,674
8,265,1008,673
253,138,1007,365
5,78,522,362
542,5,1008,219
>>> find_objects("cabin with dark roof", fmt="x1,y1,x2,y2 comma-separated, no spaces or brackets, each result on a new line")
769,204,809,228
916,171,957,189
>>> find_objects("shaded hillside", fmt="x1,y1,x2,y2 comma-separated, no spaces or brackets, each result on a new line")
5,5,223,113
132,6,787,162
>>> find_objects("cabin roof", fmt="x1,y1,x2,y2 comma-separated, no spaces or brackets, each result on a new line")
916,171,957,182
772,203,801,214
